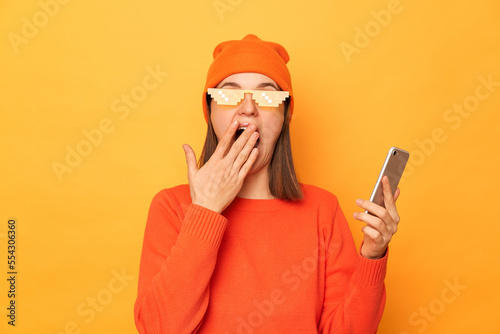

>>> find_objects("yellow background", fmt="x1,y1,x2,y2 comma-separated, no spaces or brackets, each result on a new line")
1,0,499,333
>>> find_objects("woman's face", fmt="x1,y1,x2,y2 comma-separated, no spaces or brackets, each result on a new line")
210,72,285,174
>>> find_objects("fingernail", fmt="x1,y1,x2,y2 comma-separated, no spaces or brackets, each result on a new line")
356,199,362,205
233,120,238,126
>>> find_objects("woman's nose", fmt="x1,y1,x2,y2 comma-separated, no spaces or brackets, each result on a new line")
238,92,258,115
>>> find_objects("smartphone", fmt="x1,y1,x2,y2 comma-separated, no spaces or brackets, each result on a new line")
365,147,410,214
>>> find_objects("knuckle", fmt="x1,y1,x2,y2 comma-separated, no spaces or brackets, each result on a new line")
369,219,382,232
235,151,247,164
381,211,391,222
376,220,386,231
229,169,237,179
230,138,242,149
216,138,227,149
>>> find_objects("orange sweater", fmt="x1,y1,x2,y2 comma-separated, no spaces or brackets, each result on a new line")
134,183,388,334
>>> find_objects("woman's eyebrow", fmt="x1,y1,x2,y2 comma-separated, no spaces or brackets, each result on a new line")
256,82,279,90
219,82,279,90
219,82,240,88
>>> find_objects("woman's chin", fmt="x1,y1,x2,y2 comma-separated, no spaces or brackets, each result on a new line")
248,153,270,175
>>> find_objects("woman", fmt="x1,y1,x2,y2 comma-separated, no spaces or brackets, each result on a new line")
134,34,400,334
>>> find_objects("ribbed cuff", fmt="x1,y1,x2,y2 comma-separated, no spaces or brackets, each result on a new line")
180,203,228,249
356,247,388,286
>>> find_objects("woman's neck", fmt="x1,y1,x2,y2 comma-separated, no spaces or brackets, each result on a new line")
236,167,274,199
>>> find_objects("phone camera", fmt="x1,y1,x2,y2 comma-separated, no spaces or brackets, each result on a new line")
393,151,397,156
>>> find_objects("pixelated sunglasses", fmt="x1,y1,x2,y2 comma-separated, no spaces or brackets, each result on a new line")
207,88,290,107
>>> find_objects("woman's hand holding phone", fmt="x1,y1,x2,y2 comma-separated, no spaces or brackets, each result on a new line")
182,120,259,214
353,175,401,260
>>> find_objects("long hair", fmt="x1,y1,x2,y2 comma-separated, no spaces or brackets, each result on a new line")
199,94,303,201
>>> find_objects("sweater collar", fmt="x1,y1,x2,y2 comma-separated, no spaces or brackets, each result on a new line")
224,195,297,212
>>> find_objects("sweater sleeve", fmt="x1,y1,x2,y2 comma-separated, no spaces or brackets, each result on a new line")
134,189,228,334
318,195,387,334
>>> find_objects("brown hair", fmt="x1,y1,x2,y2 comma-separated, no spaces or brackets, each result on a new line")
199,94,303,201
